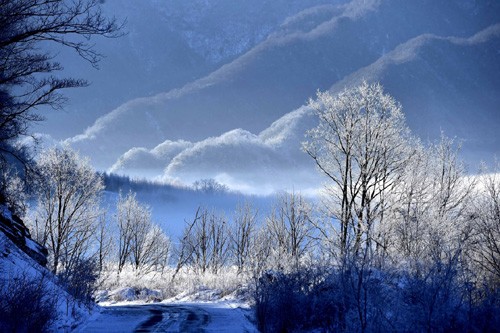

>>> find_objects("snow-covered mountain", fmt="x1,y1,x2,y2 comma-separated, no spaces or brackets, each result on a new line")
43,0,500,193
329,24,500,164
110,21,500,194
40,0,340,139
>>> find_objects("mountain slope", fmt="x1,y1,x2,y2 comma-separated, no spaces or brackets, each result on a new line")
329,24,500,163
110,24,500,192
68,0,499,169
0,204,90,331
40,0,338,139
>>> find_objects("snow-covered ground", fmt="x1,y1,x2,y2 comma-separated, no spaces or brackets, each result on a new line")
74,264,258,332
0,219,92,332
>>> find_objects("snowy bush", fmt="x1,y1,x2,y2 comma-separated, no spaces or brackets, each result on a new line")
0,271,58,332
255,267,349,332
254,259,500,332
106,287,162,303
57,258,99,308
97,263,248,304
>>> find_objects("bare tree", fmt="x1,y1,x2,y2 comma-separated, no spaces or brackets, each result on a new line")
94,213,114,273
173,207,230,276
32,146,104,274
0,0,122,166
231,202,258,275
192,208,211,274
470,162,500,285
115,191,170,274
172,208,200,281
209,211,230,274
190,208,230,274
303,82,412,256
265,192,313,270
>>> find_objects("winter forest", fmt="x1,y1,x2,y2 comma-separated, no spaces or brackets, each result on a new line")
0,0,499,332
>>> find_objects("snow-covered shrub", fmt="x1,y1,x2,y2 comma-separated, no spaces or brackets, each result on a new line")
96,263,248,304
255,267,349,332
106,287,163,303
57,257,99,308
0,271,58,332
255,259,495,332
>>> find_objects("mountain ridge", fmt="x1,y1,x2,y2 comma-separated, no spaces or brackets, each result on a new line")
61,0,499,191
110,23,500,192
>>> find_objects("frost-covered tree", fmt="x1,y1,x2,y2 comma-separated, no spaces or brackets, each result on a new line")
0,162,27,216
192,178,228,194
248,225,273,277
428,137,475,271
116,192,147,272
389,142,432,261
139,223,171,274
173,207,230,275
115,191,170,273
265,192,313,270
392,135,474,262
429,136,474,221
303,82,412,256
32,146,104,274
231,202,258,275
470,162,500,285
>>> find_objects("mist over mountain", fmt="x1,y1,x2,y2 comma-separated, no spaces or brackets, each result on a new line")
37,0,500,193
111,22,499,194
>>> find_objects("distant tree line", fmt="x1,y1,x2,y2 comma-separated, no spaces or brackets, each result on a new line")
102,172,230,196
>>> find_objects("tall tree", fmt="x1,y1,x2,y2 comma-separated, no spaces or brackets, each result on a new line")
32,146,104,274
0,0,121,166
303,82,412,256
265,192,313,269
231,202,258,275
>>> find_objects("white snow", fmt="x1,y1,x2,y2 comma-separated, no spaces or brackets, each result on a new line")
0,220,92,332
74,300,258,333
